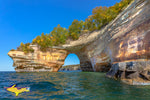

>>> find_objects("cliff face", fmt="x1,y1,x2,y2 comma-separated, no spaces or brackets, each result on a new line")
8,45,68,72
59,64,81,71
61,0,150,84
8,0,150,84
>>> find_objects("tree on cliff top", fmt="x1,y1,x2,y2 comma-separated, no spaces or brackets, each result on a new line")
51,24,69,45
68,20,84,40
32,24,69,51
17,42,34,54
18,0,133,53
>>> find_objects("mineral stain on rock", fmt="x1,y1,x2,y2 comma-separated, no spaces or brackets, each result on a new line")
8,0,150,85
8,46,68,72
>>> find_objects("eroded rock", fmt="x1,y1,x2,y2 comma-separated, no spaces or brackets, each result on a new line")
8,0,150,85
8,45,68,72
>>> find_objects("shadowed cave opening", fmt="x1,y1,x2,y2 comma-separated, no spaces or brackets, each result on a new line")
59,53,81,72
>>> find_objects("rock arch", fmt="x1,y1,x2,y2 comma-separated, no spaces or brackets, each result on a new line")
8,0,150,84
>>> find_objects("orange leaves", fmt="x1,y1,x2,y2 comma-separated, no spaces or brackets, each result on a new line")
18,43,34,54
18,0,132,52
37,40,40,44
71,32,79,40
68,20,83,40
32,39,36,43
20,42,24,47
50,36,53,39
91,0,132,30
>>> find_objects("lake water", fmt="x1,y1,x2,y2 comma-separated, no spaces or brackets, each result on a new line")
1,72,150,100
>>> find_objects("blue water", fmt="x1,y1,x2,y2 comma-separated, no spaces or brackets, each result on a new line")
1,72,150,100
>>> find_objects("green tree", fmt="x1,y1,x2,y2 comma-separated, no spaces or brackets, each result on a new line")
19,0,133,52
69,20,84,40
84,16,97,31
51,24,69,46
17,42,34,54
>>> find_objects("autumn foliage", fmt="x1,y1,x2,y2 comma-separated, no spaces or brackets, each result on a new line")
17,42,34,54
19,0,132,52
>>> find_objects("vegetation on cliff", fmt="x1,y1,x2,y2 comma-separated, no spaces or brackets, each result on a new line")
17,43,34,54
18,0,132,52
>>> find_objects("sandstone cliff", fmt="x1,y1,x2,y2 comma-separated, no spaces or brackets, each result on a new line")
8,0,150,85
61,0,150,84
59,64,81,71
8,45,68,72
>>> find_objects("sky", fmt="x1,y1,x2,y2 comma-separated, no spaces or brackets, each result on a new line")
0,0,121,71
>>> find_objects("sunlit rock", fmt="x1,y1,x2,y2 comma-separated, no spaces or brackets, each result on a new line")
8,0,150,84
62,0,150,84
8,45,68,72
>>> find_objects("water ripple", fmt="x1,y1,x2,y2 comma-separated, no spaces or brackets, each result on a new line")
1,72,150,100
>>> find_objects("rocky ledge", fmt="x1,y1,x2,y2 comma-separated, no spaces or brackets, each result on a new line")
61,0,150,85
8,0,150,85
8,45,68,72
59,64,81,71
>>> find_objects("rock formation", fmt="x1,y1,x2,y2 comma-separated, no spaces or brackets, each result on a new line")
61,0,150,84
59,64,81,71
8,0,150,84
8,45,68,72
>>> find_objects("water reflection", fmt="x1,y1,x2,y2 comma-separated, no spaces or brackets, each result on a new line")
0,72,150,99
